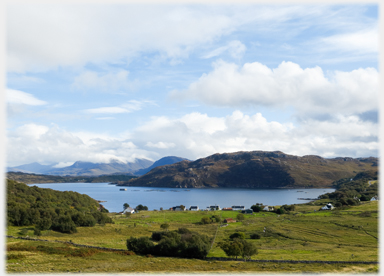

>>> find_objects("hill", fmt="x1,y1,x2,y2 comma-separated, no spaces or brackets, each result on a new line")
118,151,378,189
8,159,154,177
134,156,188,176
6,171,137,184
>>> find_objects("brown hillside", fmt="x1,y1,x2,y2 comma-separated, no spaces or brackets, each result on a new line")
117,151,378,189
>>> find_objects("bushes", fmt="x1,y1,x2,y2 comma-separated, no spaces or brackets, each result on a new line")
201,216,211,224
51,215,77,234
128,229,211,259
230,232,246,240
250,233,261,239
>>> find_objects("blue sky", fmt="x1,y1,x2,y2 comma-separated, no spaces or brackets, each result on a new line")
5,3,379,167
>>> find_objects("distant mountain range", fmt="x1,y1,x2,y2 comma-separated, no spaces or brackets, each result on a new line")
117,151,378,189
7,156,187,177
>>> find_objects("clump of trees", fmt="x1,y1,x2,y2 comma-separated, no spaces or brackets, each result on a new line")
126,228,211,259
275,204,295,214
219,238,258,261
135,204,148,211
7,179,113,234
200,215,221,224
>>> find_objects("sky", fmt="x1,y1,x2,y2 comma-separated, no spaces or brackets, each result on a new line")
5,2,380,167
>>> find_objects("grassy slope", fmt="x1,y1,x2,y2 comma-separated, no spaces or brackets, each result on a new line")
6,201,378,273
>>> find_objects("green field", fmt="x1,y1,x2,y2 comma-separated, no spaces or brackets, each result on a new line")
6,201,378,273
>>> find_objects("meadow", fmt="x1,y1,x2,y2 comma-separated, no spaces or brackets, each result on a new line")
6,200,378,273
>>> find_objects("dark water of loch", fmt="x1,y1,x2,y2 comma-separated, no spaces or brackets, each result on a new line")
29,182,335,213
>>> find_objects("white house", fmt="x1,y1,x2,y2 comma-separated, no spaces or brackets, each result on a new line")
189,206,199,211
123,207,135,214
208,205,221,210
170,205,185,211
321,203,334,210
371,196,378,201
231,205,245,211
263,206,274,211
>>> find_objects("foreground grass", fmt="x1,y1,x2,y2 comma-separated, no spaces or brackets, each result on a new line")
6,201,378,273
6,240,378,273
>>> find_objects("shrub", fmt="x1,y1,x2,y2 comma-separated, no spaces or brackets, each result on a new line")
178,227,192,234
33,228,41,236
230,232,246,240
211,215,221,223
160,223,170,230
126,236,154,255
275,208,285,214
236,213,245,221
201,216,211,224
250,233,261,239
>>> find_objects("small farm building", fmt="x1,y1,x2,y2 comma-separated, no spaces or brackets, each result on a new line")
224,218,236,223
123,207,135,214
241,209,253,214
321,203,334,210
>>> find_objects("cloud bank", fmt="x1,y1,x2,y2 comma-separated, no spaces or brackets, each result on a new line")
170,61,378,119
7,111,378,167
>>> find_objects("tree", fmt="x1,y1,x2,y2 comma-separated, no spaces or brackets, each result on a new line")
250,205,262,212
219,239,258,261
276,208,285,214
123,203,130,210
219,240,243,260
211,215,221,223
201,216,211,224
236,213,245,221
136,204,148,211
240,239,258,261
160,223,170,231
230,232,246,240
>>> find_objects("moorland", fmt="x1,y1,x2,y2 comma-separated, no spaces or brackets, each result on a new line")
6,173,379,273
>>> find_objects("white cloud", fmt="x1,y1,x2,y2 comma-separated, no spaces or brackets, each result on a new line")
202,40,246,59
85,107,131,114
53,161,75,168
6,88,47,105
133,111,377,160
7,124,156,167
318,28,378,54
170,61,378,118
72,70,140,93
8,4,375,73
84,100,150,114
146,142,176,149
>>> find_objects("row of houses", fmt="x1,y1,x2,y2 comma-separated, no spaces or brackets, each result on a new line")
167,205,275,212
